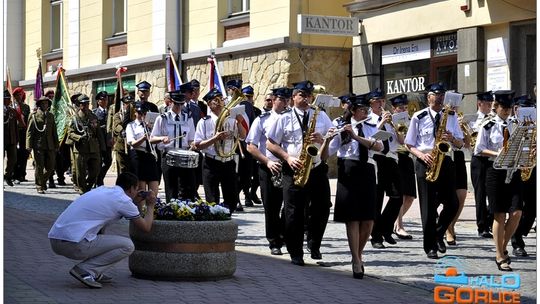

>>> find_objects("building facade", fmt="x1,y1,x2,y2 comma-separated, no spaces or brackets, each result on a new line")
345,0,536,114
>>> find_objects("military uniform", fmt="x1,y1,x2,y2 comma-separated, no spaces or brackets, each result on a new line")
4,91,18,186
26,97,59,193
93,103,112,186
13,98,31,182
110,97,134,174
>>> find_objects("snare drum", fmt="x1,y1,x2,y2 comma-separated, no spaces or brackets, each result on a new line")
166,150,199,168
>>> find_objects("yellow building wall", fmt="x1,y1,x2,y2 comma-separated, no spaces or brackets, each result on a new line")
24,0,44,79
354,0,536,44
128,0,156,58
249,0,290,40
184,1,221,53
79,0,104,67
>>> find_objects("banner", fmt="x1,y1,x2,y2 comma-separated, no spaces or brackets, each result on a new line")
51,67,74,144
166,47,182,92
207,56,225,94
34,59,44,101
114,66,127,113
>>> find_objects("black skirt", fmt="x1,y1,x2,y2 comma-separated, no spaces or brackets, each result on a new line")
398,152,417,198
453,150,468,190
334,158,376,222
129,149,160,182
486,164,523,213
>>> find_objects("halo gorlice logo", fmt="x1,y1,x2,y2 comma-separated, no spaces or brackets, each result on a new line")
433,256,521,303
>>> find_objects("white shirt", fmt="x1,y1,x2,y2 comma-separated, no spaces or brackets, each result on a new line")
48,186,140,242
328,117,381,159
267,106,334,165
246,110,280,162
470,110,490,133
126,119,154,152
473,115,512,160
194,112,239,157
405,107,464,153
367,112,400,154
151,110,195,151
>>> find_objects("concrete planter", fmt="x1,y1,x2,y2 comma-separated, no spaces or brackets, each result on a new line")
129,219,238,281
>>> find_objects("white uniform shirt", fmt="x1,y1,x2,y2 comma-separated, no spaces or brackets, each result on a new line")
126,118,154,152
328,117,381,159
194,112,239,157
246,110,280,162
405,107,464,153
473,115,512,160
151,110,195,151
48,186,140,242
267,106,333,165
367,112,400,156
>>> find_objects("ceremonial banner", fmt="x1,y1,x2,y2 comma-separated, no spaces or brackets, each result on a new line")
51,67,73,144
166,47,182,92
34,50,44,100
113,66,127,113
207,56,225,94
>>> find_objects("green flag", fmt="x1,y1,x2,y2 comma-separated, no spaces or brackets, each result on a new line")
51,68,75,145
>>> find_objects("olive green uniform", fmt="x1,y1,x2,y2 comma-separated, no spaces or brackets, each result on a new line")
26,109,59,191
111,110,131,174
4,106,18,183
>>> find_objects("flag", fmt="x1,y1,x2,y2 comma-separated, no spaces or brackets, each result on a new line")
207,56,225,94
5,66,13,94
51,67,73,144
166,47,182,92
113,66,127,113
34,59,44,101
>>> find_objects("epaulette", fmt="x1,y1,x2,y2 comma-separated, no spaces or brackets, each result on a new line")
202,115,211,120
280,108,292,114
364,122,376,127
483,120,496,130
417,110,428,120
259,111,271,119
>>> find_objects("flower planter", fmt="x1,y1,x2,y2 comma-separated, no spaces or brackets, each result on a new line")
129,219,238,281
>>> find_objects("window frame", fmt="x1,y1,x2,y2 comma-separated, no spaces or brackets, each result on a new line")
228,0,250,16
112,0,127,36
50,0,63,51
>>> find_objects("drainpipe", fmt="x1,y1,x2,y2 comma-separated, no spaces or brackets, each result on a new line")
177,0,184,81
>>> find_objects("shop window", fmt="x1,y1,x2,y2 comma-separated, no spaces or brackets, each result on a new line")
94,75,136,107
50,0,63,51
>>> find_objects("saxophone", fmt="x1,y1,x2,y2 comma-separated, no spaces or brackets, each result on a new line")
293,105,320,187
425,105,452,182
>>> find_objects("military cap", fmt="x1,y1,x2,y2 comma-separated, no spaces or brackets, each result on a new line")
77,94,90,103
70,93,82,105
136,81,152,91
226,79,243,89
134,101,149,113
368,88,384,100
338,94,352,104
292,80,314,93
426,82,446,94
350,93,371,108
476,91,494,102
202,88,223,102
36,96,52,107
96,91,108,100
169,90,187,104
4,90,11,99
514,94,535,107
179,82,194,93
190,79,200,89
242,85,254,96
271,87,292,99
122,95,135,103
389,94,408,106
493,90,515,108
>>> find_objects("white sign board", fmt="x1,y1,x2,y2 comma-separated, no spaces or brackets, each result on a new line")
297,14,359,36
382,39,431,65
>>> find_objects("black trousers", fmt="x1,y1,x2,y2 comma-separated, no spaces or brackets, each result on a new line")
259,164,284,248
237,142,253,197
202,156,238,213
512,167,536,248
14,128,29,180
282,162,331,258
161,151,197,203
415,156,459,254
372,154,403,241
250,158,260,196
96,147,112,186
470,155,492,234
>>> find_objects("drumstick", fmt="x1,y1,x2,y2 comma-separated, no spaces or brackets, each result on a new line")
170,133,186,141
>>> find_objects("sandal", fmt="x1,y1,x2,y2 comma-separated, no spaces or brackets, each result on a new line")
495,258,512,272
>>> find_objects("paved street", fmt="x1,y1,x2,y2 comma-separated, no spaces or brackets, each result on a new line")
3,167,537,304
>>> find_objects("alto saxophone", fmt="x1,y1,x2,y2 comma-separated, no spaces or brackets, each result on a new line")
293,105,320,187
425,105,452,182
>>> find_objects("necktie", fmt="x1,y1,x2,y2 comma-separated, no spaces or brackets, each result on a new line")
143,123,151,152
434,113,441,135
302,111,309,135
378,116,390,154
357,124,368,163
175,114,181,148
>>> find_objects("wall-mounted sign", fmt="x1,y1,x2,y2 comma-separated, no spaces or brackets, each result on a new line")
382,39,431,65
297,14,359,36
386,75,427,95
433,33,458,57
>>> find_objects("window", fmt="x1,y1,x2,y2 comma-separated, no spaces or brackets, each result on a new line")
228,0,249,16
50,0,63,51
113,0,126,35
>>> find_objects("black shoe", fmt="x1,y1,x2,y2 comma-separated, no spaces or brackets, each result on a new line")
244,199,254,207
371,241,385,249
13,180,21,185
352,262,364,279
5,179,13,187
48,182,57,189
394,230,413,240
513,247,528,257
310,249,322,260
57,179,67,186
291,256,305,266
437,239,447,253
270,248,282,255
252,196,262,205
427,250,439,259
236,203,244,212
383,234,397,245
496,258,512,271
479,231,493,238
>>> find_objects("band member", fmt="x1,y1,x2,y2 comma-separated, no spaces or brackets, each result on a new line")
93,91,112,186
111,95,134,174
4,90,18,186
391,94,417,239
474,90,523,271
367,88,404,249
242,85,262,206
135,81,159,113
193,88,248,213
159,92,172,115
190,79,208,117
12,87,31,184
246,87,289,255
126,102,160,195
267,80,334,266
327,94,383,279
510,94,536,257
262,93,274,112
151,91,196,202
470,91,495,239
405,82,462,259
26,96,59,194
67,94,106,194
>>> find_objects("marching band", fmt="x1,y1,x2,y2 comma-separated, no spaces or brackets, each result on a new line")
3,78,537,279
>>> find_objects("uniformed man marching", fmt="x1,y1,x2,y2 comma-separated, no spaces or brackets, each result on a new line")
67,94,106,194
135,81,159,113
111,95,134,174
4,90,18,186
93,91,112,186
12,87,31,184
151,90,196,202
405,82,462,259
26,96,59,194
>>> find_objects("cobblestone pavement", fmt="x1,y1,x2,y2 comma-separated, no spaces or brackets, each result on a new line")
3,167,537,303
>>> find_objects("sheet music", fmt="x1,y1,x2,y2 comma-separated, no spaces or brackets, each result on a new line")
392,111,410,125
444,92,463,107
313,94,340,108
516,107,537,122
